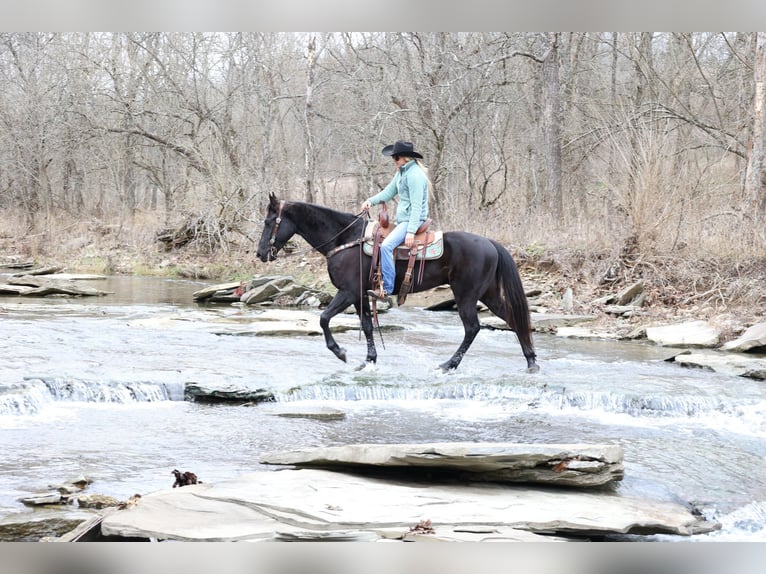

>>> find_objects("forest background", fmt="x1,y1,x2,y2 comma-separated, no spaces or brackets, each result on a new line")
0,32,765,322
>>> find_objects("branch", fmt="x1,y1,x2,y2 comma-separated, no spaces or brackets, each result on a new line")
105,126,210,176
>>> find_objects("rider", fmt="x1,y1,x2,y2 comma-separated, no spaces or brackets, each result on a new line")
361,140,431,303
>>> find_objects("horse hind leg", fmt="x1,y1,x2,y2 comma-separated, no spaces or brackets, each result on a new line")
481,292,539,373
438,300,481,372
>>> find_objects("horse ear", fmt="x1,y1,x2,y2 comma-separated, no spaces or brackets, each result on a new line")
268,192,279,208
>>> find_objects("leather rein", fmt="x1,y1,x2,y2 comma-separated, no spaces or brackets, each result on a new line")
269,200,368,260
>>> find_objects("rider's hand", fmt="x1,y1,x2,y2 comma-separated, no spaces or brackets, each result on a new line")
404,232,415,248
361,200,372,212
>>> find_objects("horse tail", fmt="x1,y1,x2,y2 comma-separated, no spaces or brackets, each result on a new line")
491,240,537,364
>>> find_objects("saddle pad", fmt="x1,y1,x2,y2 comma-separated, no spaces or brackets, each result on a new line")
362,229,444,260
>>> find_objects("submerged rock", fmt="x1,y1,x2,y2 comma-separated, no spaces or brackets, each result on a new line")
257,404,346,420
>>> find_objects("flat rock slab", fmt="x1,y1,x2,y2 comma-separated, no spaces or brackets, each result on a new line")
671,351,766,380
646,320,720,347
99,468,717,541
482,313,597,332
260,442,625,488
0,510,95,542
128,309,360,336
555,326,619,339
2,276,110,297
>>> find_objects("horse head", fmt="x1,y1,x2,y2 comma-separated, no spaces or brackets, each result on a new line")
256,193,294,262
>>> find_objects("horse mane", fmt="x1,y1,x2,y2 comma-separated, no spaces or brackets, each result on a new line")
288,201,359,229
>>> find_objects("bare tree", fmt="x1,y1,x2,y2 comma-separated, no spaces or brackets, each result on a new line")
303,35,317,203
745,31,766,219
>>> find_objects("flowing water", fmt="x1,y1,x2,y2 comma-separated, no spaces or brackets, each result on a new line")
1,275,765,541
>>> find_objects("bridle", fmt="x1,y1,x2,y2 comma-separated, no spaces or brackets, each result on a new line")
267,200,369,260
267,200,285,260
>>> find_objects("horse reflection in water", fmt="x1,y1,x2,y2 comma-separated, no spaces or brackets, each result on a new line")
256,193,538,373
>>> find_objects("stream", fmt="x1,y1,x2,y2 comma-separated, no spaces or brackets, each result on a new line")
1,275,765,541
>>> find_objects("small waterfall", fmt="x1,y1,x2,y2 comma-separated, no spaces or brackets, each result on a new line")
272,378,766,434
0,382,54,416
0,377,185,416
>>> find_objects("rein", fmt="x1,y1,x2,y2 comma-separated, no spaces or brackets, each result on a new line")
270,201,369,260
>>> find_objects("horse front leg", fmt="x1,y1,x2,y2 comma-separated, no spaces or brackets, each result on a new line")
319,291,356,363
438,303,481,372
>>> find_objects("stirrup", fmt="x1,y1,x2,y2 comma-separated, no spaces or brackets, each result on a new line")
367,289,391,304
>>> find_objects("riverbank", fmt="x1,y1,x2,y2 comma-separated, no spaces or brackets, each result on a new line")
3,224,766,348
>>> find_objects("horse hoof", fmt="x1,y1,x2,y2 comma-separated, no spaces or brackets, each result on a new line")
436,362,454,373
337,348,347,363
527,364,540,374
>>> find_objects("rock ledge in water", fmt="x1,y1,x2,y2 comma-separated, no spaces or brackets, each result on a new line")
99,466,717,542
260,442,625,488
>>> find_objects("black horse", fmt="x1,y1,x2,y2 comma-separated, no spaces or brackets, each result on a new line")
256,193,538,373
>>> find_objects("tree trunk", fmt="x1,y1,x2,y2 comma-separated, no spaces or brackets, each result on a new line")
542,33,562,219
303,36,317,203
745,31,766,220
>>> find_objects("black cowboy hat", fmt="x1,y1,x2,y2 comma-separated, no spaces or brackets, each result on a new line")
381,140,423,159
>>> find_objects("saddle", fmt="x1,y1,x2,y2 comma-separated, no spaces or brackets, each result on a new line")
364,207,443,305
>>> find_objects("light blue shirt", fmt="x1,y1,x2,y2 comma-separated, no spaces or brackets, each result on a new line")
368,160,429,234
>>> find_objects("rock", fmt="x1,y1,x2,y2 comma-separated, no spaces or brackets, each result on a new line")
257,404,346,420
10,265,64,276
127,308,361,337
19,492,64,506
260,442,625,488
0,510,95,542
99,468,717,541
603,305,647,317
4,276,110,297
193,275,332,307
191,281,242,302
240,279,291,304
76,494,123,509
670,351,766,380
482,313,596,333
722,322,766,353
556,326,619,339
184,382,275,404
645,320,720,347
616,282,645,305
561,288,574,311
0,284,34,295
50,475,93,494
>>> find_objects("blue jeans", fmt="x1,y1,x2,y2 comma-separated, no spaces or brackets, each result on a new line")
379,221,415,294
